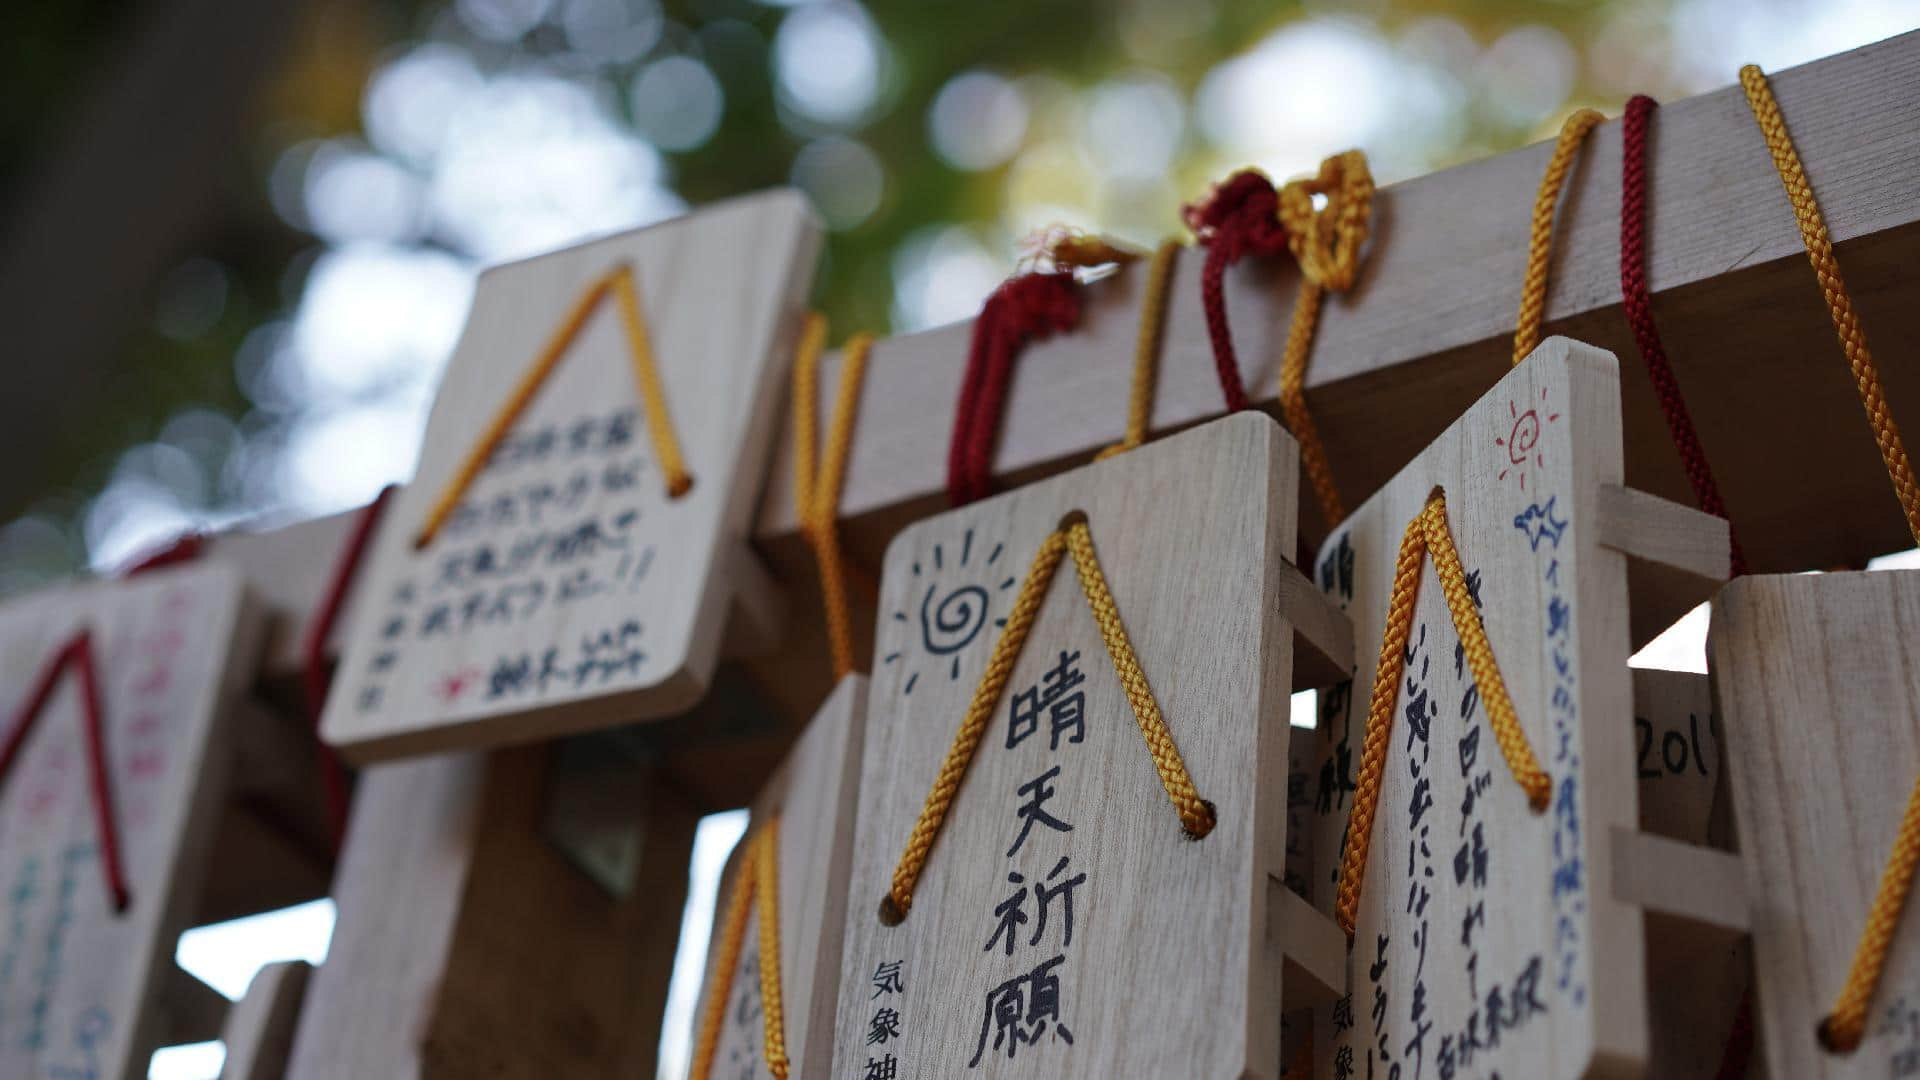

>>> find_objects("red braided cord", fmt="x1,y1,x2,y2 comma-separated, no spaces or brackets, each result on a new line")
1621,94,1748,577
120,533,206,577
302,486,394,850
0,630,131,912
1183,171,1289,414
946,272,1082,507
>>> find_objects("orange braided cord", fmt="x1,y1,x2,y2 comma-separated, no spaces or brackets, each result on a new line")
752,821,791,1079
414,263,691,549
1821,772,1920,1053
884,517,1214,920
1335,492,1550,939
1513,109,1605,365
1098,239,1180,460
1277,150,1374,525
1741,66,1920,548
1061,519,1215,837
688,825,792,1078
690,836,757,1080
793,314,875,677
884,529,1068,921
1741,62,1920,1054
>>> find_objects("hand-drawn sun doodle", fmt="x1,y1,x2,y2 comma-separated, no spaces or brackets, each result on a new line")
1495,386,1562,493
881,526,1013,696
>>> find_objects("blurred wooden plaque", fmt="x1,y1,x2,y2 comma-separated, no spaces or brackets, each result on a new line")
0,564,258,1080
323,190,820,762
1712,569,1920,1078
698,675,867,1078
834,414,1348,1079
1299,338,1735,1077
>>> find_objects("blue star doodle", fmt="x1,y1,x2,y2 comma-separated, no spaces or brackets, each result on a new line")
1512,497,1569,552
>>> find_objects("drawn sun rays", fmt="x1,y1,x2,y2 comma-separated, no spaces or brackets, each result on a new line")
881,526,1013,695
1495,385,1561,493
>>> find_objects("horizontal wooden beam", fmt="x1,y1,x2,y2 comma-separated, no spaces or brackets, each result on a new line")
754,30,1920,596
213,32,1920,802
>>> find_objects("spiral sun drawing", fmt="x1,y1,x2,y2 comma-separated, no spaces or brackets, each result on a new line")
1495,385,1561,493
881,526,1013,695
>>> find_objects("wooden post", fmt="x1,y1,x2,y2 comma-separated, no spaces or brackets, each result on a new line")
282,746,696,1078
218,961,311,1080
1298,339,1736,1076
833,414,1346,1077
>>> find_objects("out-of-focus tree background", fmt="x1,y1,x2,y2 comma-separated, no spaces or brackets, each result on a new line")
0,0,1914,591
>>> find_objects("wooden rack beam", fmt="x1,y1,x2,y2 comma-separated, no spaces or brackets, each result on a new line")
755,30,1920,590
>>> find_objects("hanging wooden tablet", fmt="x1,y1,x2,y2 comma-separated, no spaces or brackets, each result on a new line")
0,563,259,1080
832,413,1350,1079
1631,667,1751,1078
693,675,866,1079
283,746,696,1079
321,190,820,762
1299,337,1738,1077
1710,569,1920,1078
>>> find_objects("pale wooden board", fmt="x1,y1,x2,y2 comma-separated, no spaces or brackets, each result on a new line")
1632,667,1721,847
219,960,310,1080
834,413,1312,1078
323,190,822,762
284,746,697,1079
1711,569,1920,1079
698,674,866,1078
754,32,1920,599
1299,338,1728,1077
0,564,259,1080
203,509,359,684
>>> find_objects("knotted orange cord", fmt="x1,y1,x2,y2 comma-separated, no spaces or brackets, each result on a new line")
690,820,790,1079
792,314,874,678
1741,63,1920,1055
1335,491,1550,939
413,263,691,550
1513,109,1605,365
1277,150,1374,525
881,516,1214,923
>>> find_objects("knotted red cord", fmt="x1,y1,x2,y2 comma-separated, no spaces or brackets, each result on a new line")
1183,170,1290,414
0,630,130,912
1620,94,1748,577
945,271,1083,507
303,486,394,850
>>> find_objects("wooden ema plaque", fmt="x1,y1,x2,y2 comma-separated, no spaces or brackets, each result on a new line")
0,564,258,1080
1299,338,1737,1077
1710,569,1920,1078
1631,667,1751,1078
696,675,867,1079
322,190,820,762
833,414,1349,1079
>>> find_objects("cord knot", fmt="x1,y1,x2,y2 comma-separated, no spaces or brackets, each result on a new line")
1183,169,1287,263
1279,150,1375,292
